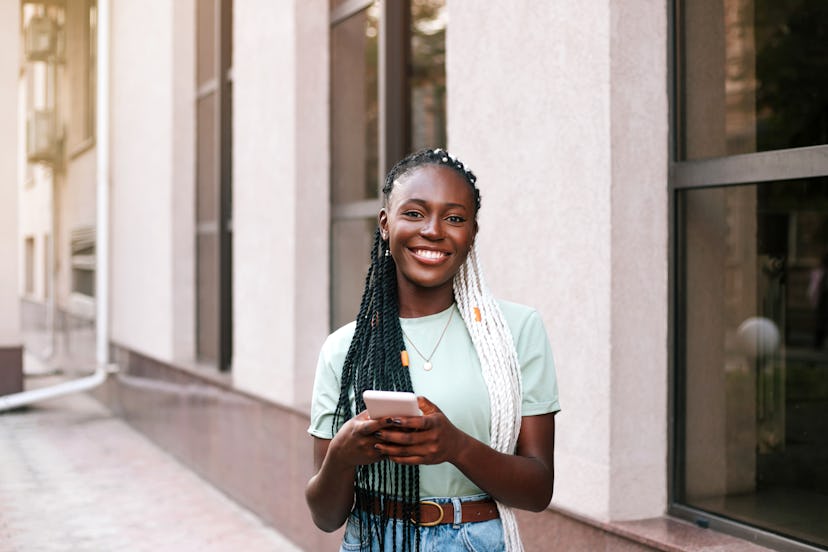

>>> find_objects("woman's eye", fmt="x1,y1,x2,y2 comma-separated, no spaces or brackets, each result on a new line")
446,215,466,223
402,211,423,218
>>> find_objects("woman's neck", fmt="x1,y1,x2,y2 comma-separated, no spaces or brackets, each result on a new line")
397,285,455,318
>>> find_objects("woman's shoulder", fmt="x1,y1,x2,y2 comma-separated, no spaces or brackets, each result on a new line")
496,299,542,326
495,299,549,343
321,320,357,357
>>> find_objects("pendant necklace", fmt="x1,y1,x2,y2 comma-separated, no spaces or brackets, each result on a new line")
401,306,455,371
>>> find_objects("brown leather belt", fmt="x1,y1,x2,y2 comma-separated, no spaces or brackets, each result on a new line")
364,497,499,527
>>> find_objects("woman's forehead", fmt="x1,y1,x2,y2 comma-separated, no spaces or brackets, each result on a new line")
389,165,475,208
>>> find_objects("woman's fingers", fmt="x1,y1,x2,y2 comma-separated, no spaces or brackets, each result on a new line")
375,441,434,465
336,396,457,466
374,427,451,464
330,416,394,466
353,411,403,435
417,395,441,416
386,455,426,465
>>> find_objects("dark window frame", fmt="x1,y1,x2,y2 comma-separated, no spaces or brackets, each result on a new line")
669,2,828,551
195,0,233,371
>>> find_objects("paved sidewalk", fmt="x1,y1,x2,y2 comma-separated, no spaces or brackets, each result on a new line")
0,377,304,552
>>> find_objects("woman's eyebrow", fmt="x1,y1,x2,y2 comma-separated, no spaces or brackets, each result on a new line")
400,198,469,210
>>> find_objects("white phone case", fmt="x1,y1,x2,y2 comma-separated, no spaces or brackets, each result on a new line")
362,390,422,418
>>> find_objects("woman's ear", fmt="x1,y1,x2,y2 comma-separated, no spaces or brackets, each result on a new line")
378,209,389,241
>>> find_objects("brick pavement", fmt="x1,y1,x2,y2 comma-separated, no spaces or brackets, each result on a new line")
0,378,304,552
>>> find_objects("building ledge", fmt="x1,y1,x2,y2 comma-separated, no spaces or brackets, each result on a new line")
523,504,775,552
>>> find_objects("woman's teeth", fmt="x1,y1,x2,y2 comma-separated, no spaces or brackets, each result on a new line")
414,249,446,259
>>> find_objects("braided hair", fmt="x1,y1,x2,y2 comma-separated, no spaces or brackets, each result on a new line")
332,149,524,552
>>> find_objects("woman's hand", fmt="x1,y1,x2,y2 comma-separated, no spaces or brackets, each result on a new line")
327,409,396,467
306,409,402,532
372,396,467,465
370,396,558,512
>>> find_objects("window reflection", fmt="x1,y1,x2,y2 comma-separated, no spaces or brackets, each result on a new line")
330,2,379,204
329,0,447,330
681,0,828,160
409,0,447,151
680,178,828,547
330,218,377,330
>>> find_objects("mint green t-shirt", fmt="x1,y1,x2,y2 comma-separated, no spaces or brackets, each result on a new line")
307,300,560,498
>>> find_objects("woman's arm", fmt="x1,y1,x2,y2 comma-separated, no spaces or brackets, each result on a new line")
305,437,355,532
454,412,556,511
305,412,392,531
374,398,556,512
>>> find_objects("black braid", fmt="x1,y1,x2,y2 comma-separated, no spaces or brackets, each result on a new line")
332,148,481,552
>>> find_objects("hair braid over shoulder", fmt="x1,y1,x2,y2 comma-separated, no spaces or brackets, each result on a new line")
453,245,524,552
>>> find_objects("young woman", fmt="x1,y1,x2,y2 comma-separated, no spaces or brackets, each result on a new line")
306,149,560,552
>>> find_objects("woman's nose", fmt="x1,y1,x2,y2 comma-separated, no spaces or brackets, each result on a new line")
420,216,442,239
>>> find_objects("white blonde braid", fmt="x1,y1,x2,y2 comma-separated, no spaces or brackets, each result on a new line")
453,245,524,552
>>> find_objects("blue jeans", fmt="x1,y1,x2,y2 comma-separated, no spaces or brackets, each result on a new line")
339,494,505,552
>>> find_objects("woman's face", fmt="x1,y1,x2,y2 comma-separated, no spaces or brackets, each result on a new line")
379,164,478,295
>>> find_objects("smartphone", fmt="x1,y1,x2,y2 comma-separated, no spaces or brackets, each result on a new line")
362,390,422,419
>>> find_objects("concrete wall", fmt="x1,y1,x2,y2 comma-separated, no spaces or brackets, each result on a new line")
232,0,328,406
109,0,195,363
16,8,47,305
1,0,21,347
106,0,329,404
58,0,98,317
61,148,96,313
170,0,196,363
607,0,669,520
448,0,668,521
17,9,52,303
17,165,52,301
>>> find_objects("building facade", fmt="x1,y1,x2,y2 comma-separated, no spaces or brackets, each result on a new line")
3,0,827,550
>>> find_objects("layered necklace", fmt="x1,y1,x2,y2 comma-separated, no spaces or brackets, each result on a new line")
401,306,455,371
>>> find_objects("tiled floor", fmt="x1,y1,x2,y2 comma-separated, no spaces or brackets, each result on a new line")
0,377,304,552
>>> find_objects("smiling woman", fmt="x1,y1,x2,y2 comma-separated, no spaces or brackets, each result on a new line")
305,149,560,552
380,164,477,315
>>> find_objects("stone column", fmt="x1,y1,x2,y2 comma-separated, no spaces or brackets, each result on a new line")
0,0,23,394
232,0,329,406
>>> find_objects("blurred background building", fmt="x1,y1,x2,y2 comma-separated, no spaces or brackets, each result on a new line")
1,0,826,550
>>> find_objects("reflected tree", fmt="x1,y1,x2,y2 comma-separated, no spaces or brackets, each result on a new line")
755,0,828,150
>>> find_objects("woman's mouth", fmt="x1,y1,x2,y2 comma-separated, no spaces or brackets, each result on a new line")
410,248,450,262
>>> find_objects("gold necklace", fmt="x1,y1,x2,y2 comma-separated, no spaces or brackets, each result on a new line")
401,306,455,371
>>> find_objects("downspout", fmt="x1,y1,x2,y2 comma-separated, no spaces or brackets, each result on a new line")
94,0,111,374
43,61,57,360
43,182,56,359
0,0,114,412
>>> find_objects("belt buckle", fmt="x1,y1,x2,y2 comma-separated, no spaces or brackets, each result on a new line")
412,500,444,527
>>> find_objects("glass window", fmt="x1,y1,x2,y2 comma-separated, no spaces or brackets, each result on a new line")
679,0,828,160
24,237,35,296
675,1,828,547
330,2,380,205
66,0,96,151
70,226,95,298
331,218,377,328
195,0,233,370
409,0,447,151
329,0,447,330
677,178,828,548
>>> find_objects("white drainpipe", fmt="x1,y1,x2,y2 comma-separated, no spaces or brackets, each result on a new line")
0,0,115,412
94,0,111,372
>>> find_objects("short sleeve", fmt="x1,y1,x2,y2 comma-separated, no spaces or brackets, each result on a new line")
307,323,355,439
512,308,560,416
